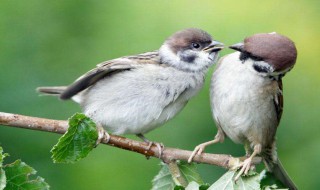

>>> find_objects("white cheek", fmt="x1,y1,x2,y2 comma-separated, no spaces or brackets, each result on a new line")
244,59,274,76
159,44,180,64
159,44,218,72
197,51,218,66
179,50,214,71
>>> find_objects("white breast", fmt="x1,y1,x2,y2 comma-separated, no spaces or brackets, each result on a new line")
210,52,279,147
77,64,205,135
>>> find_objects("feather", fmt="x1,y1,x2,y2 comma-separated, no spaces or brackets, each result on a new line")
59,51,161,100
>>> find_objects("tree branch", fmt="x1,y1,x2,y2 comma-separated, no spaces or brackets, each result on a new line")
0,111,261,168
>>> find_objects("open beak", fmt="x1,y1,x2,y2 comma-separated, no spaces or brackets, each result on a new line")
229,42,244,52
203,41,224,53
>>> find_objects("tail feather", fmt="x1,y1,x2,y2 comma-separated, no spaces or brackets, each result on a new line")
263,143,297,190
36,86,67,96
272,158,298,190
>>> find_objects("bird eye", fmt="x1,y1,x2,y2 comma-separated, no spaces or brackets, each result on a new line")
192,43,200,49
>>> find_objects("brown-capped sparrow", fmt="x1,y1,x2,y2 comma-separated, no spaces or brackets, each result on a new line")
37,28,224,156
189,33,297,189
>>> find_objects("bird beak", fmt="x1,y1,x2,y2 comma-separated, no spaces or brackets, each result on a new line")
229,42,244,52
202,41,224,53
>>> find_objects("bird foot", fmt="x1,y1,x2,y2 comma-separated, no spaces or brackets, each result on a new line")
136,134,164,159
234,157,254,181
95,126,110,147
145,141,164,159
188,138,221,163
188,143,207,163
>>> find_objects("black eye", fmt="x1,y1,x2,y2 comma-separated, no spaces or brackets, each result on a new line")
192,43,200,49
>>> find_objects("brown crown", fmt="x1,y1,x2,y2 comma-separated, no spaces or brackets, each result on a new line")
244,33,297,72
166,28,212,53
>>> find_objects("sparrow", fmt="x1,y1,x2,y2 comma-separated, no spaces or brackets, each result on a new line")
188,33,297,189
37,28,224,153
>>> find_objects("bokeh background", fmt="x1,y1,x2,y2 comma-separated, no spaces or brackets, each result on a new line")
0,0,319,189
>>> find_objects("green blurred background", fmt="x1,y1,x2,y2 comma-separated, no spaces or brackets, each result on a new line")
0,0,319,189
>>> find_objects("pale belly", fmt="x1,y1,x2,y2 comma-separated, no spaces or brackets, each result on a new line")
213,93,278,147
210,53,279,148
76,65,204,135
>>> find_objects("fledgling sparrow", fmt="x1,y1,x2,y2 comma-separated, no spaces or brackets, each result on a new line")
37,28,224,153
189,33,297,189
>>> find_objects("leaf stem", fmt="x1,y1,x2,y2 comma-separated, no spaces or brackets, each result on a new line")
168,161,188,187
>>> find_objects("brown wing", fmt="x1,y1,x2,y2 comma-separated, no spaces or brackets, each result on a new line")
274,79,284,125
60,51,160,100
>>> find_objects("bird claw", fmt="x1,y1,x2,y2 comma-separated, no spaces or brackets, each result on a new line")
155,142,164,159
188,138,222,163
234,157,253,181
188,144,206,163
144,141,164,159
95,127,110,147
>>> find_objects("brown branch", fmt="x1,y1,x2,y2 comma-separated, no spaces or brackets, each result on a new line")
0,111,261,168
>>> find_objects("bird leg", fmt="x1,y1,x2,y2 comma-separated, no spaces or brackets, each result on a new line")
136,134,164,159
244,143,252,157
234,144,261,181
188,131,224,163
95,125,110,147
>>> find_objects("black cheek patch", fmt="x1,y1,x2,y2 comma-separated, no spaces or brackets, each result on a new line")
253,64,269,73
180,54,197,63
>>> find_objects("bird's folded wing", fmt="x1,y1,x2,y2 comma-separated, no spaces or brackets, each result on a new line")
60,51,160,100
274,79,284,125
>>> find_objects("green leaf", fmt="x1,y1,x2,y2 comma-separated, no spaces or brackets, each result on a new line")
0,147,8,190
199,183,210,190
260,170,288,190
208,170,235,190
152,162,204,190
185,181,199,190
0,169,6,190
51,113,98,163
208,170,260,190
179,161,204,185
4,160,49,190
235,171,260,190
152,163,175,190
260,170,286,189
174,185,185,190
262,184,288,190
183,181,210,190
0,147,9,168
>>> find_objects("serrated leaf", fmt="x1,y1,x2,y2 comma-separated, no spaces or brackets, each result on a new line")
4,160,49,190
152,162,204,190
208,170,235,190
235,172,260,190
208,170,260,190
260,170,287,189
183,181,210,190
185,181,200,190
0,169,6,190
51,113,98,163
0,147,9,168
152,163,175,190
179,161,204,185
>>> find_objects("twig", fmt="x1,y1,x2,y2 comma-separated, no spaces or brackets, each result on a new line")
0,112,261,168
